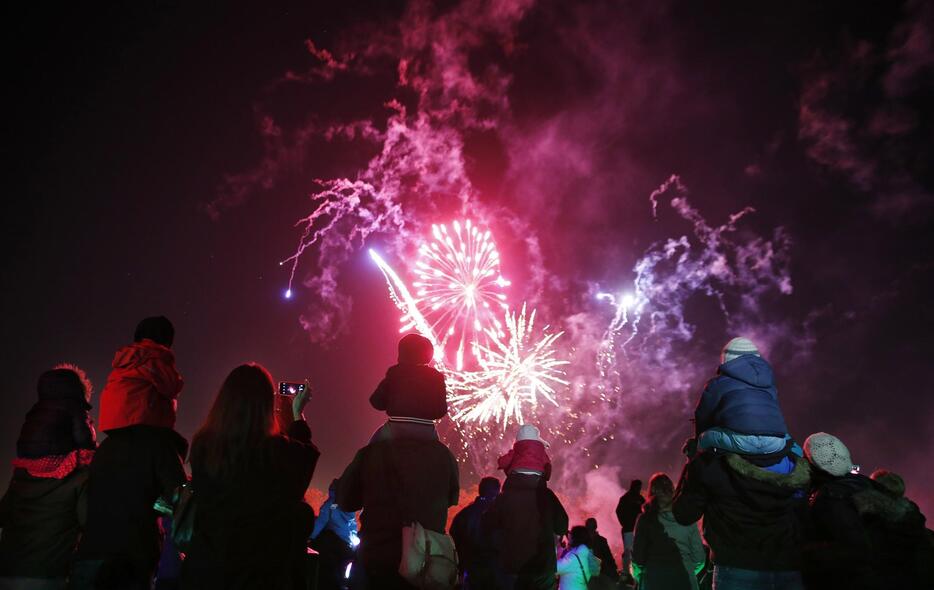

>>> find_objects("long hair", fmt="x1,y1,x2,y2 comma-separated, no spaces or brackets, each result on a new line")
648,472,675,511
191,363,277,478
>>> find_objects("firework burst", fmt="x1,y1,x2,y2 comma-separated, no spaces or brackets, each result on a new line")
448,304,568,430
409,220,510,370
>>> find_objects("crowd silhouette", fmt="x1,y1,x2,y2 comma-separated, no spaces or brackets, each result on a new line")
1,318,932,590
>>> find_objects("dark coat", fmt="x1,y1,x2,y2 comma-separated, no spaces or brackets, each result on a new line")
76,425,188,578
337,438,459,574
672,452,810,571
483,473,569,578
803,473,933,590
0,467,88,578
632,504,705,590
694,355,788,437
589,530,619,579
450,496,498,571
16,371,96,459
182,420,319,590
616,490,645,533
370,363,448,420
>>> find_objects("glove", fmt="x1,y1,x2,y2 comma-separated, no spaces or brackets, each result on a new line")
693,561,705,576
631,562,644,584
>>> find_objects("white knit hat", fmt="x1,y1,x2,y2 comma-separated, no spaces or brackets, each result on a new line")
516,424,549,448
721,337,760,364
804,432,855,477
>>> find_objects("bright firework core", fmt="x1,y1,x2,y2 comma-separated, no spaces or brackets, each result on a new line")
370,220,569,431
411,220,510,371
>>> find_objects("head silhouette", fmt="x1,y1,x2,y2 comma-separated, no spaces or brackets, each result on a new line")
479,476,501,499
134,316,175,348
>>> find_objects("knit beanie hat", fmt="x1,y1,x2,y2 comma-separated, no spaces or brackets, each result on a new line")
721,337,760,364
804,432,855,477
516,424,549,448
398,333,434,365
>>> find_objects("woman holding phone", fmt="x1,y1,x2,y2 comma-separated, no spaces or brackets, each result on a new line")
181,364,320,590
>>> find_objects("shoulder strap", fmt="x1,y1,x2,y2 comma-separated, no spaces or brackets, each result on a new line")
573,551,590,583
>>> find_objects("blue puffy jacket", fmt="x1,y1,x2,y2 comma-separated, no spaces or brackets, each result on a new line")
694,355,788,437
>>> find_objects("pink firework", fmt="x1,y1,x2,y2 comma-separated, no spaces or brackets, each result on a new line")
408,220,510,370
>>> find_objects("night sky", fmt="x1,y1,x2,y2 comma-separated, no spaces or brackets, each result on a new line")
4,0,933,527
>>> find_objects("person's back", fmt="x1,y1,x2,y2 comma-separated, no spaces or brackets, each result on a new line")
98,317,184,432
692,338,797,460
616,488,644,533
337,437,459,587
369,333,448,444
803,436,932,590
74,317,187,590
583,519,617,580
632,474,704,590
182,365,319,590
0,469,89,583
0,366,96,587
672,450,810,589
483,472,569,589
450,477,501,588
615,480,644,580
75,425,188,586
555,527,601,590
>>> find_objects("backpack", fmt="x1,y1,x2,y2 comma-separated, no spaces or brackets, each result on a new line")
399,521,458,590
386,448,458,589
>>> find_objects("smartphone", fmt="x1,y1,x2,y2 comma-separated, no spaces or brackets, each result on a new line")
278,381,307,396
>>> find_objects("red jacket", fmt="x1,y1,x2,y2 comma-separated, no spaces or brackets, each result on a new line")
497,440,552,481
98,340,183,432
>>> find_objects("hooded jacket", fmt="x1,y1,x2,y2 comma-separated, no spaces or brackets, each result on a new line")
804,473,933,590
483,473,569,578
17,368,96,459
672,452,810,571
0,467,89,578
98,339,184,431
694,354,788,437
497,439,552,480
369,363,447,420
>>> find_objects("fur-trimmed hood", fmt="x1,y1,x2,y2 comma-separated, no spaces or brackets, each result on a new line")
818,474,922,524
725,453,811,489
853,488,917,522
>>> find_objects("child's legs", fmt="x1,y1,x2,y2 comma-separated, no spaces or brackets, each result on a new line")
698,427,787,455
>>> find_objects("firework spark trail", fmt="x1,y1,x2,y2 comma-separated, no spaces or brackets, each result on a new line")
595,174,794,395
412,220,510,369
368,249,440,354
256,1,535,343
448,303,568,429
369,240,567,432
